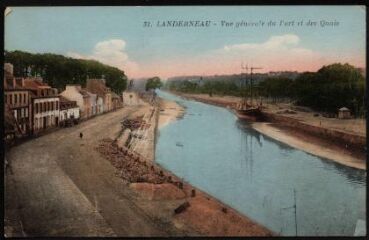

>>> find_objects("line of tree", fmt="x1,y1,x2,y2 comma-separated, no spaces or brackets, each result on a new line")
4,50,128,94
165,63,366,117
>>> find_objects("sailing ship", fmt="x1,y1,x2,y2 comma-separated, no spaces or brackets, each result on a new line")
235,64,264,122
235,102,262,122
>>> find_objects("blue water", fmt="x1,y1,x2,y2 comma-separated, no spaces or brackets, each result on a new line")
155,90,366,236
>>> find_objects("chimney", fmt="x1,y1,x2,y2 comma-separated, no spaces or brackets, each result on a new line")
4,63,14,76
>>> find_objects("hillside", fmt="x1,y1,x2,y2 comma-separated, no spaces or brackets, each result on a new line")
5,50,128,94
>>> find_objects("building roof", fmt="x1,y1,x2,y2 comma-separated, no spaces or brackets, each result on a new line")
4,77,29,91
339,107,350,111
23,78,50,90
59,95,74,103
78,89,91,98
86,79,111,97
4,77,19,90
85,90,97,98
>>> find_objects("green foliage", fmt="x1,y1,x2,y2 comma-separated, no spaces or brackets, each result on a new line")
4,50,128,93
258,77,294,101
165,63,365,116
166,79,243,96
292,63,365,116
145,76,163,91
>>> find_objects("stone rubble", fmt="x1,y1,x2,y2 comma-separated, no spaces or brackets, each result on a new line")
95,138,179,185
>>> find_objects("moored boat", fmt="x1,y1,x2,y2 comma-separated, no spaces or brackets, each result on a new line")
235,107,264,122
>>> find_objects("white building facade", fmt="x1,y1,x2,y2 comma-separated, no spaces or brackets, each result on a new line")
32,96,60,133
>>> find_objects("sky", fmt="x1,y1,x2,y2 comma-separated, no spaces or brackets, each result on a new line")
5,6,366,79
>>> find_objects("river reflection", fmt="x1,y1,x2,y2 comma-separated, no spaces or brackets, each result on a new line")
237,120,366,187
155,90,366,236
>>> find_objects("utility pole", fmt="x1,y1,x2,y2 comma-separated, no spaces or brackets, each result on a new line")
293,189,298,236
281,188,298,236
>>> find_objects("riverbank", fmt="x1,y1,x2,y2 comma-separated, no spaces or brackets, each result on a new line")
252,122,365,170
88,92,272,236
154,97,273,236
171,91,366,170
158,98,185,129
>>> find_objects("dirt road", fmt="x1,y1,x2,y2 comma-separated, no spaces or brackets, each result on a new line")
4,106,180,237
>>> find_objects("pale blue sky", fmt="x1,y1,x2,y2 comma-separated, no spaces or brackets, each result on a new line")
5,6,366,78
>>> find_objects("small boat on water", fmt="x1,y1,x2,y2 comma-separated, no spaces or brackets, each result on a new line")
176,142,184,147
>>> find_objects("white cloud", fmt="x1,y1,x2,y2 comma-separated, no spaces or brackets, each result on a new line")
67,39,139,77
218,34,322,71
224,34,300,51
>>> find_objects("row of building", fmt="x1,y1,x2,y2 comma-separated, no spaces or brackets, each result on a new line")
4,63,123,141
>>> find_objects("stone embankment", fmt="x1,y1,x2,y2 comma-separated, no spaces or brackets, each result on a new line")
174,91,366,157
95,93,274,236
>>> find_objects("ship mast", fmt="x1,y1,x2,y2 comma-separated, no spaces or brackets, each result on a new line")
240,63,262,109
241,62,248,109
249,66,263,106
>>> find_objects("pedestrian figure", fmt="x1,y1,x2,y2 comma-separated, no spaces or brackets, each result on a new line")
5,158,13,175
80,132,83,139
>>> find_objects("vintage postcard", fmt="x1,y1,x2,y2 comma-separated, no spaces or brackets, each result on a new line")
3,5,366,237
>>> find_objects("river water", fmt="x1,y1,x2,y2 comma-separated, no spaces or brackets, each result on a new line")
155,90,366,236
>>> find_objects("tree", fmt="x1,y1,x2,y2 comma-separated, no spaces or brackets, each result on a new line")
292,63,365,115
4,50,128,93
145,77,163,91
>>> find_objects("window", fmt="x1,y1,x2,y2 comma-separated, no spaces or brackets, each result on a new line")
5,94,7,104
9,95,12,104
56,101,59,110
24,93,26,104
36,103,39,114
15,94,17,104
20,94,22,104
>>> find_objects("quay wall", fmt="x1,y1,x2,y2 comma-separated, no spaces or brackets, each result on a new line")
173,92,366,151
262,112,366,151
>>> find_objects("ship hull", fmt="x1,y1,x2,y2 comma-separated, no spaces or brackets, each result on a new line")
235,108,264,122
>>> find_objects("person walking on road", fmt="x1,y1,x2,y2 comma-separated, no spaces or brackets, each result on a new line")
80,132,83,139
